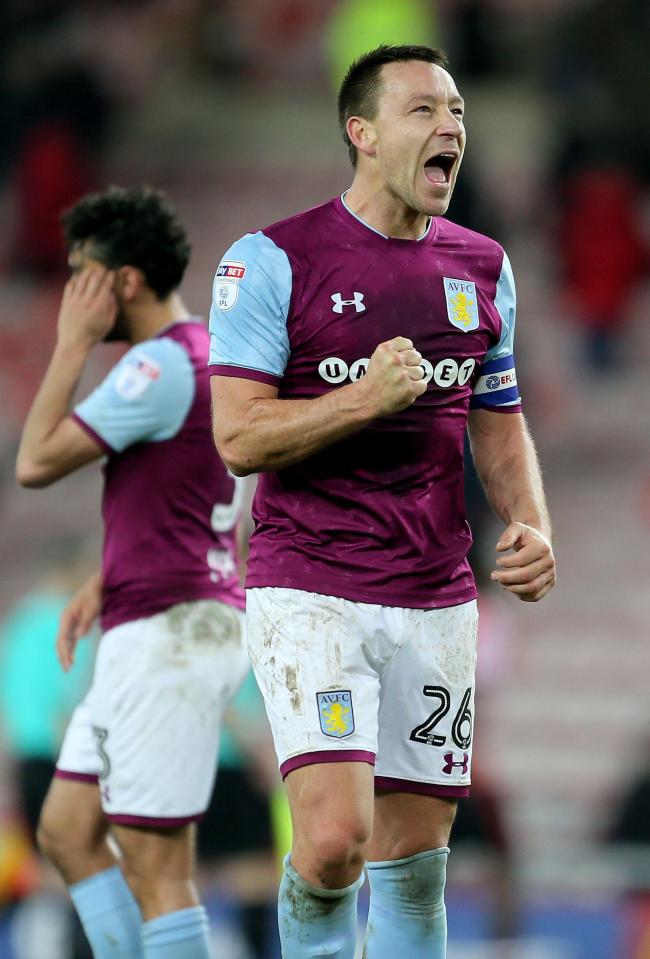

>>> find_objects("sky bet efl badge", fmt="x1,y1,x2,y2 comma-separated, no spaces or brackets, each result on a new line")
215,260,246,311
443,277,479,332
317,690,355,739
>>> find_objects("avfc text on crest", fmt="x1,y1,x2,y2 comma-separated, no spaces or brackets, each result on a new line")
443,278,479,332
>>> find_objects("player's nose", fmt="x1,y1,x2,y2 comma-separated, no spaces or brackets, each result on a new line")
434,109,463,139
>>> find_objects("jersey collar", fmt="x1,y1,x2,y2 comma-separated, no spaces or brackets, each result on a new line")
339,191,434,243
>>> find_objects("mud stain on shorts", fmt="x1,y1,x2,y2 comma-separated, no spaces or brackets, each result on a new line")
165,601,240,647
263,620,280,650
284,665,302,712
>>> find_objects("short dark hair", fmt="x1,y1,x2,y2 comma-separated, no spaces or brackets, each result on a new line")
61,186,191,299
338,44,449,167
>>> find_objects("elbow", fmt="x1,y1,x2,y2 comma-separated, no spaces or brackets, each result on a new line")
224,457,255,478
15,457,53,489
213,436,258,477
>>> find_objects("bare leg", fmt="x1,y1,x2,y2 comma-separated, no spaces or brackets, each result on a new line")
38,778,115,884
38,777,143,958
286,761,374,888
111,823,200,921
277,761,374,959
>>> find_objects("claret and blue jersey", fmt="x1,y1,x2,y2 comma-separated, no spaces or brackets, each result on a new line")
73,320,245,631
209,195,522,610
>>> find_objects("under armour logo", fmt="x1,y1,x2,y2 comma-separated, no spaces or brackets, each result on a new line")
331,292,366,314
442,752,469,776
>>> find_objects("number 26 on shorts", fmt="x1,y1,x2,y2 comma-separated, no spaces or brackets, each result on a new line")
409,685,473,751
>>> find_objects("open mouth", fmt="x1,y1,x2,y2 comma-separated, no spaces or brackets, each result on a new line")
424,153,457,186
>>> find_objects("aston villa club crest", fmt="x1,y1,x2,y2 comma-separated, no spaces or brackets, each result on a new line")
443,277,479,332
316,690,355,739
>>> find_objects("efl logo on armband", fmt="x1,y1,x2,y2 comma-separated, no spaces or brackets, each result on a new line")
472,354,519,407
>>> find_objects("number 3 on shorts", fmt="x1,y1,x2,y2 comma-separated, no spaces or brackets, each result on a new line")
409,685,473,751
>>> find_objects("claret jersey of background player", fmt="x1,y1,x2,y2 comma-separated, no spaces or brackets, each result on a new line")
209,194,521,609
74,320,245,630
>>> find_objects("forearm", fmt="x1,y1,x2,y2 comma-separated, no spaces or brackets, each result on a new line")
469,412,551,540
218,380,379,475
84,569,103,595
17,341,89,473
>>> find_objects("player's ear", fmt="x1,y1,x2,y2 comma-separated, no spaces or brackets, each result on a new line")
347,115,378,160
115,265,145,302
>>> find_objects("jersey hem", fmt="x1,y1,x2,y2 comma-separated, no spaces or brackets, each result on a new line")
245,578,477,611
280,749,376,780
210,364,281,387
71,412,114,453
54,769,98,784
105,811,206,827
374,776,470,798
101,588,245,633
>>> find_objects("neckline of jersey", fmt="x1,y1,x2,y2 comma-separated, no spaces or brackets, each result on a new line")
154,317,203,339
337,192,436,245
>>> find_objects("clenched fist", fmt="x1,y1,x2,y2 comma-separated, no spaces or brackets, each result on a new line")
361,336,428,415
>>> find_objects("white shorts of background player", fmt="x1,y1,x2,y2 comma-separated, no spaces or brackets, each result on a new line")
57,599,248,824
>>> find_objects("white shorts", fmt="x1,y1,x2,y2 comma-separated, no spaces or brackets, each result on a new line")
56,600,248,825
246,588,478,798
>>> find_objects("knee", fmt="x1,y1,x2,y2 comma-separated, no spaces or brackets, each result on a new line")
37,808,79,872
296,816,370,885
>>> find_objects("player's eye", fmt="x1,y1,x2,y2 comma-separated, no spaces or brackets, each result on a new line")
451,108,464,118
413,105,432,113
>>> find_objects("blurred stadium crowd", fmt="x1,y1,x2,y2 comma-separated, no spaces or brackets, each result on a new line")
0,1,649,958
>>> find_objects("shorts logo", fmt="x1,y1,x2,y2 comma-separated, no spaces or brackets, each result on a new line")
317,690,355,738
215,260,246,311
442,751,469,776
443,278,479,332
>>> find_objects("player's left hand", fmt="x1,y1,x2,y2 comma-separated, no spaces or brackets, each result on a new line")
57,267,118,349
491,522,556,602
56,571,102,671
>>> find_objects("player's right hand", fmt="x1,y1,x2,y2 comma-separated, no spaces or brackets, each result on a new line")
56,571,102,671
362,337,428,415
57,267,118,349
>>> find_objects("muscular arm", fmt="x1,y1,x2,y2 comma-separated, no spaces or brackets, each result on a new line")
212,338,426,475
467,408,556,602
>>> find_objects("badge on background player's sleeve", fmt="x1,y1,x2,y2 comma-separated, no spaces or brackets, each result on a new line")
115,354,161,400
317,690,355,739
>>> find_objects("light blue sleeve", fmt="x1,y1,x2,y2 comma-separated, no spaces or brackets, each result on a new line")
208,231,292,383
471,251,521,410
486,250,516,363
74,338,195,452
